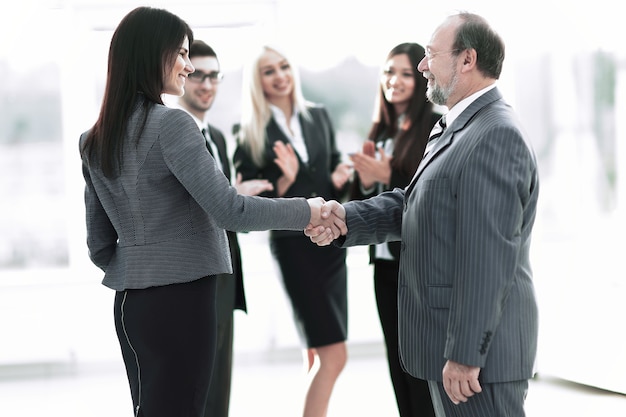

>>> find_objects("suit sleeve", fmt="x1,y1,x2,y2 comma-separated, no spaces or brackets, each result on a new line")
159,110,310,232
444,124,535,367
340,187,405,247
81,152,118,271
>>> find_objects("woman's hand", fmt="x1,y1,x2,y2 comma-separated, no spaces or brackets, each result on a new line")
331,163,353,190
273,141,299,196
305,199,347,245
350,142,392,189
234,173,273,196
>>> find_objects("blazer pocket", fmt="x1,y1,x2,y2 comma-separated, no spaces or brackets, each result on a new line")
427,285,452,309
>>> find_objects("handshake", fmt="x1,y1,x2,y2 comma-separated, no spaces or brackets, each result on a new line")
305,197,347,246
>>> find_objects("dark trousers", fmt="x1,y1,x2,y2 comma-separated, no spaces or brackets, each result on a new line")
374,261,435,417
428,379,529,417
204,273,236,417
114,276,217,417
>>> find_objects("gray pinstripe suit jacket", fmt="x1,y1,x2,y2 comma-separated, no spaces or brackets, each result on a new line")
80,98,310,291
340,87,539,383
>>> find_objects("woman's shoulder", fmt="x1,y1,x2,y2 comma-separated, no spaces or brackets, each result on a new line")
147,104,196,129
304,102,331,121
142,104,199,144
305,101,327,113
152,103,191,120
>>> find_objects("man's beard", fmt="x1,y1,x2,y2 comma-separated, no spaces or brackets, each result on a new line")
426,71,458,106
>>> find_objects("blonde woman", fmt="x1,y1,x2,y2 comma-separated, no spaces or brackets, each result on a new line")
233,45,352,417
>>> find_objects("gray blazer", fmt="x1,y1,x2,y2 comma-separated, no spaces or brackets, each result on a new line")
80,98,310,291
340,87,539,383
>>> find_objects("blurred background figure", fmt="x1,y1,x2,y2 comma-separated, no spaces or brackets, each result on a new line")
349,42,438,417
233,44,352,417
175,39,273,417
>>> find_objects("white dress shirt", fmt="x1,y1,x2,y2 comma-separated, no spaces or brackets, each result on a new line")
269,104,309,163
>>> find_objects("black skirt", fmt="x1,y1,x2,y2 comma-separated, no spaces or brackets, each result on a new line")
270,234,348,348
114,276,217,417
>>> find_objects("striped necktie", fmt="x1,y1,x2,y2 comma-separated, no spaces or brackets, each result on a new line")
202,127,224,173
428,116,446,142
423,116,447,156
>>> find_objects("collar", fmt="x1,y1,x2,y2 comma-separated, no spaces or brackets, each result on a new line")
269,103,299,122
445,83,496,127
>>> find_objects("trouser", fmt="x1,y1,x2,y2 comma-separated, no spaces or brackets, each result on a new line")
374,261,435,417
114,276,217,417
204,273,236,417
428,379,529,417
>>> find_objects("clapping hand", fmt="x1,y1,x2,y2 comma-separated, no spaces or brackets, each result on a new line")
304,199,346,246
350,141,392,189
234,173,274,196
331,162,353,190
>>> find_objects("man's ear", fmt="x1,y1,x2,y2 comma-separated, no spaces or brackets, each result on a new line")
461,49,477,72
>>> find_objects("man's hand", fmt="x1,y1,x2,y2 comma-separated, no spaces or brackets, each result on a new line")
442,360,482,405
304,200,346,246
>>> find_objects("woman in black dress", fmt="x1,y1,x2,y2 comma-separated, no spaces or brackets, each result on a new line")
349,42,438,417
234,45,353,417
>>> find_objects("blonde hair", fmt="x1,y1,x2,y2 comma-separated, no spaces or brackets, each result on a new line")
238,45,310,167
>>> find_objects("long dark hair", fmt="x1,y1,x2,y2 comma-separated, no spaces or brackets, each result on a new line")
368,42,433,178
81,6,193,177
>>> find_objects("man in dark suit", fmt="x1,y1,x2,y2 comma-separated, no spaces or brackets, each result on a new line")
307,12,539,417
177,40,273,417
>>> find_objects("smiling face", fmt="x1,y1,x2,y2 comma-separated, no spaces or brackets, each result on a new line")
179,55,220,119
417,17,462,107
381,53,415,114
258,48,294,104
163,35,194,96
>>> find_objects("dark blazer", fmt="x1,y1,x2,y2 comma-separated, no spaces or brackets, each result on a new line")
339,87,539,383
350,112,440,261
206,124,246,312
80,97,311,291
233,104,348,239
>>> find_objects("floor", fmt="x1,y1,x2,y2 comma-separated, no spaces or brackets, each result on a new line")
1,240,625,416
1,343,625,417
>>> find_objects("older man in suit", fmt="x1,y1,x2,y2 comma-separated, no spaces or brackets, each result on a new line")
308,11,539,417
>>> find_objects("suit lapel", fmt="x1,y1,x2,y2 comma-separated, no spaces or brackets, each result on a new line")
267,113,317,166
405,132,453,196
207,125,231,180
266,118,289,150
299,111,318,165
404,87,504,197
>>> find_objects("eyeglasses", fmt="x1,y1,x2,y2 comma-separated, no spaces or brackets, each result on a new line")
424,49,460,60
187,71,224,84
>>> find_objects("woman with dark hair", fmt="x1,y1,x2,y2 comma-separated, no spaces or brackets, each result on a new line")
349,42,439,417
79,7,339,417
